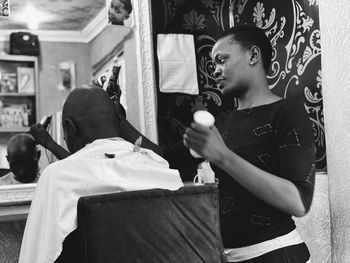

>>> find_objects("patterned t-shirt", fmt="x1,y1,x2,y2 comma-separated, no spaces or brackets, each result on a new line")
213,99,315,247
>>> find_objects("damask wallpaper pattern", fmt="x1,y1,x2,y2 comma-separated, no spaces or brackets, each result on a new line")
152,0,325,170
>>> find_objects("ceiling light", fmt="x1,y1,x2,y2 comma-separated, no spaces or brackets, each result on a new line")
12,4,54,30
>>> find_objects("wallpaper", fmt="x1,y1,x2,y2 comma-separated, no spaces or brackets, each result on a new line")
153,0,232,151
318,1,350,262
294,172,331,263
152,0,326,170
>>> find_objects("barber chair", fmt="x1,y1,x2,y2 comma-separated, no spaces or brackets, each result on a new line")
56,185,224,263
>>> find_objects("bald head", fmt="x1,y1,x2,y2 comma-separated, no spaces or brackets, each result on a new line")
62,85,121,153
7,134,40,183
7,134,37,160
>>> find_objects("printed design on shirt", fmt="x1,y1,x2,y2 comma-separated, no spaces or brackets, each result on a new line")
306,163,316,185
253,123,273,136
279,129,301,149
250,214,272,226
258,153,277,172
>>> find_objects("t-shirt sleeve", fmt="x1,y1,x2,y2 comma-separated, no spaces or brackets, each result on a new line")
277,103,316,213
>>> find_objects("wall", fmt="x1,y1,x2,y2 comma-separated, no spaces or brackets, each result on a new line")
39,41,91,119
90,25,141,131
319,1,350,262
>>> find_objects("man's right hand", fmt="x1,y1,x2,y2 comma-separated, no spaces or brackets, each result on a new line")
29,123,53,148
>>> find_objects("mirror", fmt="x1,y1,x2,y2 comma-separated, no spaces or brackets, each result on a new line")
0,0,157,210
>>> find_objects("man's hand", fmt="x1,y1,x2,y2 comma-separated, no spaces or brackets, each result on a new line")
29,123,53,148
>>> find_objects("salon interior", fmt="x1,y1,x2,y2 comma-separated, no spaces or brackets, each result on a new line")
0,0,348,262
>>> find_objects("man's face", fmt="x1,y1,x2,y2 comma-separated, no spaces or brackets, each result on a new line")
211,36,250,97
8,153,39,183
108,0,130,25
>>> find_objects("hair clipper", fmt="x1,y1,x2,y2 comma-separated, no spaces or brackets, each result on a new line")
39,115,52,130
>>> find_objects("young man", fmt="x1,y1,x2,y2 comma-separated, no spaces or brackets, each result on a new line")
183,25,314,262
19,86,183,263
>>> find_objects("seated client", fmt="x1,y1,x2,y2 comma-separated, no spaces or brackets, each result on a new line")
0,133,40,185
19,86,183,263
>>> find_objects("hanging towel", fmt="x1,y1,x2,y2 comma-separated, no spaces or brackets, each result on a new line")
157,34,199,95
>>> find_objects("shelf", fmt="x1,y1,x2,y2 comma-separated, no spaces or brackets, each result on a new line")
0,127,30,132
0,93,35,96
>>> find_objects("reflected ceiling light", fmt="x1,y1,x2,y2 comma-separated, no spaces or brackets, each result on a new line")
13,4,54,30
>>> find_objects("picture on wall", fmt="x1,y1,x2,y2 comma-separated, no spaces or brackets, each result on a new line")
17,67,35,93
0,72,16,93
58,61,76,91
0,0,9,17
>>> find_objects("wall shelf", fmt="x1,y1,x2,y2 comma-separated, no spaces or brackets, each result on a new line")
0,93,35,97
0,55,39,132
0,127,30,132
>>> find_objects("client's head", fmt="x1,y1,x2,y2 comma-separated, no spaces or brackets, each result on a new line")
6,134,40,183
62,85,121,154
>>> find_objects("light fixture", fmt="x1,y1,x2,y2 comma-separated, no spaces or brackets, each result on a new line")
12,4,54,30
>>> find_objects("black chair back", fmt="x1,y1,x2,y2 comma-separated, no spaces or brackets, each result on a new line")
72,185,224,263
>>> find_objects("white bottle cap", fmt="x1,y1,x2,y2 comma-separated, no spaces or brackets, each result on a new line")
193,110,215,127
190,111,215,158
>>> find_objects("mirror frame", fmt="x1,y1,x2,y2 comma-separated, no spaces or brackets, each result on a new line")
0,0,157,217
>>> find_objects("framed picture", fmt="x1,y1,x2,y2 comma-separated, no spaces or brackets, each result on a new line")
17,67,35,93
58,61,76,91
0,0,9,17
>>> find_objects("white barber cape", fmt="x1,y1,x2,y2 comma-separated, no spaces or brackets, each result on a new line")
19,138,183,263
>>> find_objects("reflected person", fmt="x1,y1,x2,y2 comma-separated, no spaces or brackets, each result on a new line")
0,133,40,185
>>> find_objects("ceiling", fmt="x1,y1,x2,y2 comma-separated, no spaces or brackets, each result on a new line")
0,0,106,31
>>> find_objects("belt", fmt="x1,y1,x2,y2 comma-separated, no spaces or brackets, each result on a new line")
224,229,305,262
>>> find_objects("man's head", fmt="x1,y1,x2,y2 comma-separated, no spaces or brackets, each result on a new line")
211,24,272,97
6,134,40,183
108,0,132,25
62,85,121,154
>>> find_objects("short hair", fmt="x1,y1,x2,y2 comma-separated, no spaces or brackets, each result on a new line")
217,24,272,73
120,0,132,14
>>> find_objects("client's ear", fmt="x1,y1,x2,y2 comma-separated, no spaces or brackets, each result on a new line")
63,118,77,137
62,118,79,153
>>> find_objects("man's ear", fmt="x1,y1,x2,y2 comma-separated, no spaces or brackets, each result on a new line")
63,118,77,138
249,45,261,66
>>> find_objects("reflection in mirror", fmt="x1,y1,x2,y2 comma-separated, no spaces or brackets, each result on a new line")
0,0,158,261
0,0,157,207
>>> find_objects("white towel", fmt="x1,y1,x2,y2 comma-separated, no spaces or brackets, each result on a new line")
157,34,199,95
19,138,183,263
